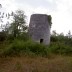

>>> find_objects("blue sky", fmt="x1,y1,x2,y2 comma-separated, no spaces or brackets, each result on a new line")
0,0,72,35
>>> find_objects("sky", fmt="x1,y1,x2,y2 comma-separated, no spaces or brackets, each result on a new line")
0,0,72,35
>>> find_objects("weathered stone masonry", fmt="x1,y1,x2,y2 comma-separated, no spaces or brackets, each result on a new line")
29,14,51,45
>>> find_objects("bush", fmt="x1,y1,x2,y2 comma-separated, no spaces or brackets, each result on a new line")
49,42,72,55
0,39,72,57
1,39,49,57
0,31,7,42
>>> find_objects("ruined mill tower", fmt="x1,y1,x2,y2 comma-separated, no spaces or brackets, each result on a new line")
29,14,52,45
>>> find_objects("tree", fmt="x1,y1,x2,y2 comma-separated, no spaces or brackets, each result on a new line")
0,4,13,31
52,30,57,36
67,30,72,38
9,10,27,38
48,15,52,27
0,30,7,41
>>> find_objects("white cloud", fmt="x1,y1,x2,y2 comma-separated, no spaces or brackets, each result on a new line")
50,0,72,34
33,7,49,14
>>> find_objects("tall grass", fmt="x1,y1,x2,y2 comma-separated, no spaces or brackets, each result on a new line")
0,39,72,57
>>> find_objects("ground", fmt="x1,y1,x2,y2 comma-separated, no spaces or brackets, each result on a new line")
0,55,72,72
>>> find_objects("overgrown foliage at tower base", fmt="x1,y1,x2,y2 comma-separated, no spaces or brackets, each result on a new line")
0,35,72,57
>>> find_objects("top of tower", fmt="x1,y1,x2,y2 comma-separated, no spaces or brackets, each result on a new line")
30,14,52,27
31,14,48,17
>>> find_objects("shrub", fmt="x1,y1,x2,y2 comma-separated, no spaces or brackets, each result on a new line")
1,39,72,57
49,42,72,55
1,39,49,57
0,31,7,42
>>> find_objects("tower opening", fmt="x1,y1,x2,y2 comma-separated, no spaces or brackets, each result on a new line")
40,39,43,43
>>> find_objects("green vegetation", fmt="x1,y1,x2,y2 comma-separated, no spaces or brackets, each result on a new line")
0,38,72,57
0,10,72,57
48,15,52,27
0,33,72,57
0,39,48,57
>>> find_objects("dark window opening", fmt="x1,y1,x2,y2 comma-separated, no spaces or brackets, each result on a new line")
40,39,43,43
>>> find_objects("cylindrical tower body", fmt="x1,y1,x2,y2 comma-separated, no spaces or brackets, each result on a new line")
29,14,51,45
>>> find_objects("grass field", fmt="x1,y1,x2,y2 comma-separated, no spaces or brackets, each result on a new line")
0,55,72,72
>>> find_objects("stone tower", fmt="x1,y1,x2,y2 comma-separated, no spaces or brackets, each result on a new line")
28,14,52,45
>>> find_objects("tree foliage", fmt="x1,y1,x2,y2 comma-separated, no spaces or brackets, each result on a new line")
48,15,52,27
8,10,27,38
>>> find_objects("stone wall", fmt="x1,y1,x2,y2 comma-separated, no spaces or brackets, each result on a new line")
29,14,51,45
